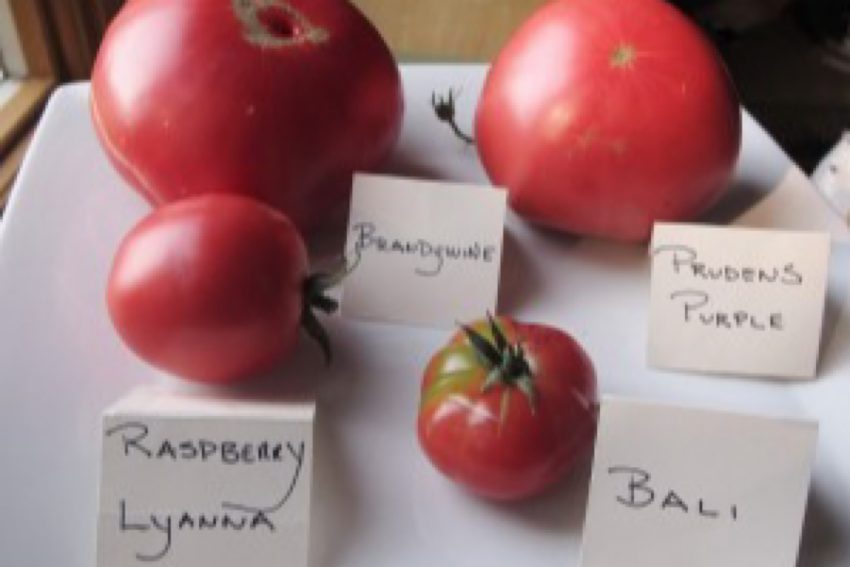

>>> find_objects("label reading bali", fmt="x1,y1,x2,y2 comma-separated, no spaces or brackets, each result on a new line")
648,223,830,379
97,387,314,567
341,173,507,328
579,397,818,567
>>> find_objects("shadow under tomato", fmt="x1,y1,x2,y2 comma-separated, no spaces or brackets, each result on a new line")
700,179,772,226
476,449,595,536
306,214,350,262
380,148,449,182
498,225,547,315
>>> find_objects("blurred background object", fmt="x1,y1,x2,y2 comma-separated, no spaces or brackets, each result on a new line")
354,0,849,172
353,0,550,61
1,0,848,208
0,0,123,208
680,0,850,170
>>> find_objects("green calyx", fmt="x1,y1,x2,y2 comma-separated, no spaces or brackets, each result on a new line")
300,255,359,365
462,314,537,412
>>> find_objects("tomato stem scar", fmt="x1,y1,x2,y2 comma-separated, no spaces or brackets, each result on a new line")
233,0,329,48
610,43,637,68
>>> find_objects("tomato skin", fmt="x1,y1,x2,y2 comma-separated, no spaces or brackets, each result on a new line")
418,317,598,500
475,0,741,242
91,0,403,234
107,194,309,383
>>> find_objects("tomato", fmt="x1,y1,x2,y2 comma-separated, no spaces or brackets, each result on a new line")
475,0,741,242
417,315,598,500
107,194,337,383
91,0,403,234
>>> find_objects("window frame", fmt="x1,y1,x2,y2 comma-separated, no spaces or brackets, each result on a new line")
0,0,57,207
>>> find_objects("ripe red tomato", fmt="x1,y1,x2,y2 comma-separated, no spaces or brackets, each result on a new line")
91,0,403,234
417,316,598,500
475,0,741,242
107,194,335,383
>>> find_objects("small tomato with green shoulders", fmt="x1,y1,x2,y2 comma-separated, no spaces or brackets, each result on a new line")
417,315,598,500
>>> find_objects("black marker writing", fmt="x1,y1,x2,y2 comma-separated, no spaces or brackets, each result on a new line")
652,244,803,286
608,466,654,508
107,423,307,561
670,289,783,331
120,498,278,562
105,422,286,464
608,465,739,521
351,221,497,276
222,441,305,515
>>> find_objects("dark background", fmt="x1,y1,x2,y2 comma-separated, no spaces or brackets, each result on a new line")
676,0,849,170
6,0,849,175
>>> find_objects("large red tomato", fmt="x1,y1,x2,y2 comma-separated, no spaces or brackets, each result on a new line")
475,0,741,242
91,0,403,234
108,194,336,383
418,316,598,500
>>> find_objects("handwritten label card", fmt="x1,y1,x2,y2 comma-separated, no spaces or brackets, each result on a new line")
580,397,818,567
341,173,507,327
97,387,315,567
649,223,830,378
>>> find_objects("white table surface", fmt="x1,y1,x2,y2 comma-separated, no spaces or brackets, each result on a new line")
1,64,849,566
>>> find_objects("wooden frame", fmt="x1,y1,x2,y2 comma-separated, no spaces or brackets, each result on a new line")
48,0,108,80
0,0,124,206
0,78,53,156
352,0,548,61
0,127,33,208
0,0,57,207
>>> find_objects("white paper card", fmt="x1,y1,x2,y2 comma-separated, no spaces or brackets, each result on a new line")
649,223,830,378
97,386,315,567
580,397,818,567
341,173,507,327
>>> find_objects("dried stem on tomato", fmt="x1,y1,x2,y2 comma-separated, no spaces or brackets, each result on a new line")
431,88,476,146
300,254,360,364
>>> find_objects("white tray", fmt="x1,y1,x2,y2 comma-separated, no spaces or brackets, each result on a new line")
1,65,848,566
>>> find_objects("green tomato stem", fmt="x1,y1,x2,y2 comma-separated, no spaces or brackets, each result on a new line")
462,315,537,412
